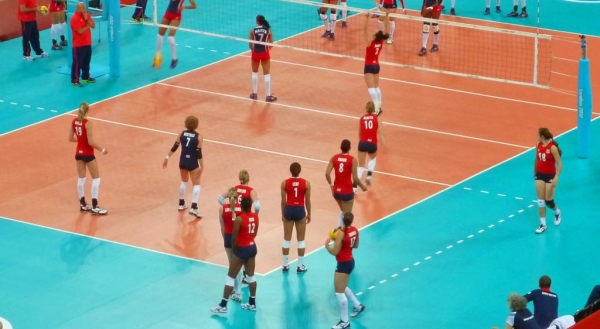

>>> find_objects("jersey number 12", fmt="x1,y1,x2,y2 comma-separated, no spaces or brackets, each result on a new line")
248,222,256,234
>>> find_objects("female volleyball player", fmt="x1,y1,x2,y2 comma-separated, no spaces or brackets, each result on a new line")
378,0,406,45
68,102,108,215
325,212,365,329
250,15,277,102
419,0,442,56
533,128,562,234
280,162,312,273
364,11,389,116
319,0,339,40
219,170,260,214
211,197,259,313
326,140,367,228
49,0,67,50
219,187,243,302
162,115,204,218
153,0,196,69
356,101,385,188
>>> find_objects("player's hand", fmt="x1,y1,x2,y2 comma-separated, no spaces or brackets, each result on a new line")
361,184,368,192
162,159,168,169
325,238,332,246
101,148,108,155
426,6,434,10
552,176,559,187
402,8,407,14
306,215,311,224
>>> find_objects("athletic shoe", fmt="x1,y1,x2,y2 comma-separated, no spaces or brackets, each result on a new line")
484,7,491,15
496,6,502,13
189,208,202,218
554,212,562,226
520,10,528,18
91,207,108,215
241,303,257,311
250,93,258,100
37,52,49,58
80,204,92,212
386,37,393,45
342,21,347,28
419,47,427,56
321,30,331,38
431,44,439,52
450,8,456,15
23,56,34,61
132,18,141,23
282,265,290,272
535,224,547,234
332,320,351,329
266,95,278,102
178,204,188,211
230,292,242,302
52,44,62,50
366,174,372,186
170,59,178,69
60,40,68,46
82,77,96,83
371,14,380,18
375,108,383,116
210,306,227,314
350,304,365,317
329,33,335,40
507,11,519,17
142,15,151,21
297,264,308,273
72,82,83,87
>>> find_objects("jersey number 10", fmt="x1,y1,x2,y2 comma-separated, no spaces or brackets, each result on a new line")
363,120,373,130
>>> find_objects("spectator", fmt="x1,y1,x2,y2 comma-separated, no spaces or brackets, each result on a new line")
131,0,151,23
586,285,600,307
70,2,96,87
18,0,49,61
493,293,540,329
524,275,559,328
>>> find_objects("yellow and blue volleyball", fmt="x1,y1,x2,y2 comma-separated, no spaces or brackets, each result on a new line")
329,227,341,240
39,6,49,15
152,53,163,69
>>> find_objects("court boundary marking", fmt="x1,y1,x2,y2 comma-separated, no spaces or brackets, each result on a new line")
156,82,531,149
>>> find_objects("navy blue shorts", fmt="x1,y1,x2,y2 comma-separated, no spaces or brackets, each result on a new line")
358,141,378,154
382,0,397,9
336,259,355,274
364,64,381,75
283,205,306,221
534,172,555,184
179,159,199,171
234,244,257,262
75,154,96,163
223,233,232,249
334,192,354,202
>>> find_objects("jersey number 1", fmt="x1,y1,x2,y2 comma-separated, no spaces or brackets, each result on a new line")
293,187,298,198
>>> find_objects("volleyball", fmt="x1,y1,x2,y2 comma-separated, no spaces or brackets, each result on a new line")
329,227,341,240
39,5,49,15
152,53,163,69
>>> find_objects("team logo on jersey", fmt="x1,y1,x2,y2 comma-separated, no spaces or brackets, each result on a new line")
546,150,551,154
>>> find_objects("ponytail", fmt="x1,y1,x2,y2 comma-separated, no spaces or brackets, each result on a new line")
256,15,270,29
77,102,89,122
227,187,238,205
552,139,562,156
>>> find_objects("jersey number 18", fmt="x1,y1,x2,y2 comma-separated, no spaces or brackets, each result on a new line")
538,152,547,161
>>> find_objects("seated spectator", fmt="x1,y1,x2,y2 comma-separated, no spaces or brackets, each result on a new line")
524,275,559,328
493,293,541,329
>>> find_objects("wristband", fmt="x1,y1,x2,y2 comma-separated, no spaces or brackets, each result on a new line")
165,155,170,160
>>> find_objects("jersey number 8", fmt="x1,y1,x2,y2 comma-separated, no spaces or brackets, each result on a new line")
338,163,344,172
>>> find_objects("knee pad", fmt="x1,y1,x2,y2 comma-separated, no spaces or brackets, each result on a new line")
253,200,261,213
298,240,306,249
245,275,256,284
545,199,555,209
226,276,235,286
537,199,545,208
218,195,226,205
282,240,291,248
423,23,430,33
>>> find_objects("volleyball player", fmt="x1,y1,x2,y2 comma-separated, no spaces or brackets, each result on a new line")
326,140,367,228
320,0,338,40
419,0,442,56
250,15,277,103
68,102,108,215
356,101,385,189
364,11,389,116
340,0,348,28
153,0,196,69
219,187,243,302
49,0,67,50
325,212,365,329
219,170,260,213
379,0,405,45
507,0,527,17
484,0,502,15
163,115,204,218
534,128,562,234
211,197,259,313
281,162,312,273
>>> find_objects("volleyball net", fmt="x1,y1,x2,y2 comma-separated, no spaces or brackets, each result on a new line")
146,0,553,88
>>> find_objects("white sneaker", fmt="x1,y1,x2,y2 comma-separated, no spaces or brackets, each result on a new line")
210,306,227,314
386,37,393,44
37,52,49,58
535,224,547,234
23,56,34,61
332,320,350,329
350,304,365,317
365,175,372,186
554,212,562,226
241,303,256,311
189,208,202,218
230,292,242,302
91,206,108,215
178,204,188,211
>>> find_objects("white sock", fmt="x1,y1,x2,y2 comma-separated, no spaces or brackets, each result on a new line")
179,182,187,199
368,88,378,108
283,255,289,267
264,74,271,96
520,0,526,8
513,0,518,6
496,0,501,6
344,287,361,308
51,24,58,40
375,88,382,107
451,0,456,7
338,211,344,228
59,22,66,38
336,293,349,322
298,256,304,268
433,25,440,45
486,0,491,7
251,72,258,94
389,21,396,38
320,14,330,31
554,207,561,215
368,157,377,172
91,178,100,199
234,271,242,294
540,217,547,226
77,177,85,199
378,20,383,31
341,2,347,21
156,34,164,53
422,25,430,48
167,36,176,60
357,167,366,179
330,15,337,33
192,185,201,204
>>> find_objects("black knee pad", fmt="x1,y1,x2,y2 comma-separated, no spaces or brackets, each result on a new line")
545,199,555,209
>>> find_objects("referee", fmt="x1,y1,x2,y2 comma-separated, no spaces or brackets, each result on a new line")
70,2,96,86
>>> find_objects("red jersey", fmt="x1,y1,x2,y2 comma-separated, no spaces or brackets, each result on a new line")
235,184,254,203
359,114,378,144
336,226,358,262
72,118,94,156
222,202,242,235
284,177,307,206
536,141,557,174
236,213,259,247
365,40,383,65
332,153,354,195
18,0,37,22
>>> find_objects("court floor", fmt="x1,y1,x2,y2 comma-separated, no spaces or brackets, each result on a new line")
1,0,599,328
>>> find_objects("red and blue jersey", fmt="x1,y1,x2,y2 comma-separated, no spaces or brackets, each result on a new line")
365,40,383,65
236,213,259,247
72,118,94,156
252,25,270,53
179,130,200,164
336,226,358,262
222,202,242,235
524,288,558,328
166,0,184,14
535,141,557,174
284,177,307,206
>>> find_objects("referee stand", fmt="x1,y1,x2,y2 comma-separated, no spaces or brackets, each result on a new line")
577,35,593,158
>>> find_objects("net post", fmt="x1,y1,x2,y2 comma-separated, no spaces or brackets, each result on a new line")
533,34,539,86
107,0,120,77
577,35,592,158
